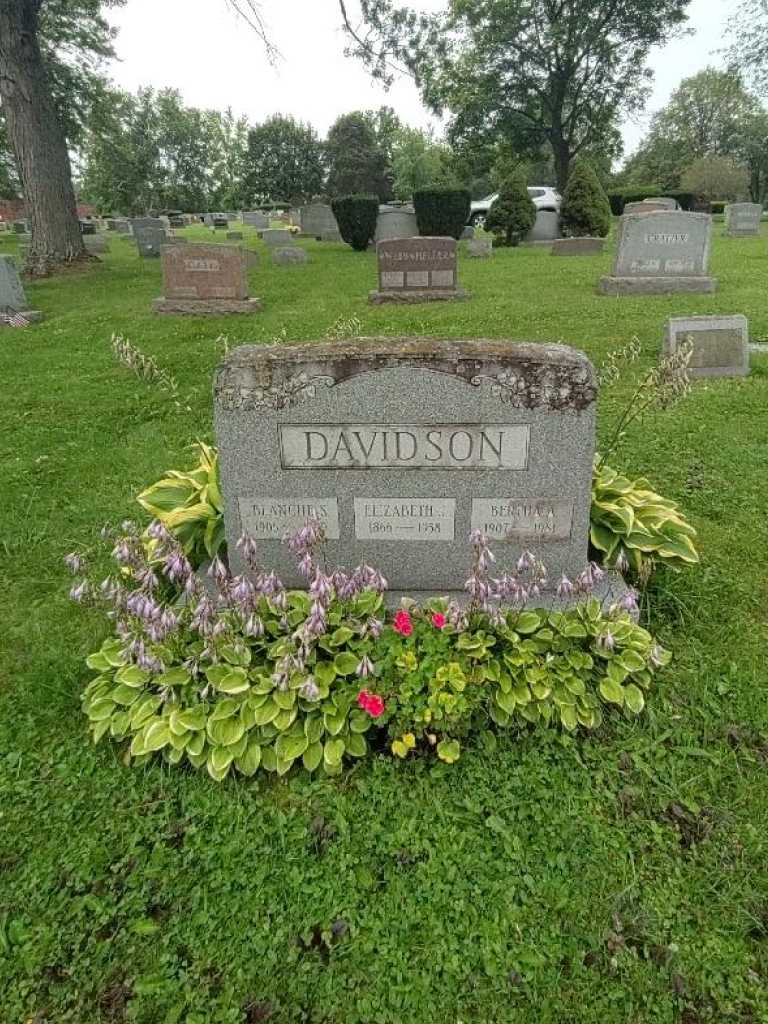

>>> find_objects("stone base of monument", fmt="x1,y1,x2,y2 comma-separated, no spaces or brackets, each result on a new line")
368,288,469,305
384,571,635,616
598,276,717,295
552,237,605,256
153,297,263,315
1,309,42,325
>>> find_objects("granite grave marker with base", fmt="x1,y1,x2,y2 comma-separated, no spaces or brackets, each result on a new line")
243,211,269,229
300,204,341,241
369,237,467,304
153,243,261,315
213,337,626,605
599,211,716,295
131,218,167,258
0,255,42,323
664,315,749,377
724,203,762,237
262,228,293,247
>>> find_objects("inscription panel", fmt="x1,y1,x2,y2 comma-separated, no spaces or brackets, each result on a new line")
377,236,458,292
279,423,530,470
614,212,711,278
354,498,455,541
471,498,574,541
238,497,340,539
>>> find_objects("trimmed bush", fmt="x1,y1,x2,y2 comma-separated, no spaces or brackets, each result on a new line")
710,201,726,215
485,169,536,247
413,187,471,239
560,159,612,238
330,194,379,251
607,188,696,215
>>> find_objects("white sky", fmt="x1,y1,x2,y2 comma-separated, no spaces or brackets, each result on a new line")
106,0,741,160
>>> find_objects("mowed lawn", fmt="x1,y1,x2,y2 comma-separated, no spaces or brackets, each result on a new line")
1,223,768,1024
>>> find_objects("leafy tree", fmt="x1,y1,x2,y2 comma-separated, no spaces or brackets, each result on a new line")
341,0,690,190
326,111,391,200
725,0,768,96
0,0,125,273
245,115,325,204
485,167,535,246
390,126,455,200
560,159,612,238
622,69,768,198
679,156,750,201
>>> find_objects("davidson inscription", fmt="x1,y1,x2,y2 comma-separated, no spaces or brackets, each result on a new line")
280,423,529,469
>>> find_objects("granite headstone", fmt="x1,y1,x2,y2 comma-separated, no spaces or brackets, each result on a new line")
153,242,261,315
214,338,609,600
599,211,716,294
131,218,167,258
0,255,41,323
724,203,762,237
369,237,467,304
300,204,341,241
262,228,293,247
272,247,309,265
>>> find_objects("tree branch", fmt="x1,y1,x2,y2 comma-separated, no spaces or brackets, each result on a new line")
225,0,281,63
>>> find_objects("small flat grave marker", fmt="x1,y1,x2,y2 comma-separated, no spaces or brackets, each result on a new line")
665,315,749,377
724,203,762,237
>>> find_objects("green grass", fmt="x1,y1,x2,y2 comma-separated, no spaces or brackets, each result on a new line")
2,223,768,1024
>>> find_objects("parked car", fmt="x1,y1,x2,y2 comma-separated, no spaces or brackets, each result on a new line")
469,187,561,229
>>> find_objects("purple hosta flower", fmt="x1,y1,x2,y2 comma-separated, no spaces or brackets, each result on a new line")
355,564,389,593
517,550,535,573
230,574,256,611
309,570,332,604
147,519,172,545
100,576,119,599
298,552,314,580
244,614,264,638
618,588,639,614
615,550,630,575
69,580,91,604
286,518,324,555
468,528,488,548
556,574,575,599
64,552,85,575
306,601,327,637
236,533,259,569
576,565,595,594
190,595,216,635
208,555,229,589
597,630,615,653
356,655,374,678
589,561,605,584
365,617,383,639
112,539,135,566
447,602,469,633
300,677,320,702
137,649,164,674
211,619,229,639
136,567,159,592
334,571,360,601
259,571,283,597
164,550,193,586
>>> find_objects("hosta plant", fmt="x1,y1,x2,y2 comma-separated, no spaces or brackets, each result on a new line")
591,459,699,576
136,441,224,567
67,519,671,783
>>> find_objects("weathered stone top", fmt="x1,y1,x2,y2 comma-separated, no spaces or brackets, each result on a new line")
214,337,597,413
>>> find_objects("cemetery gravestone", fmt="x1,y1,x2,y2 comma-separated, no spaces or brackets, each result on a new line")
642,197,677,210
623,201,670,215
83,235,110,254
262,229,293,247
0,255,41,323
79,220,96,236
272,247,309,265
300,204,341,241
243,211,269,229
369,237,467,304
467,238,493,258
131,218,167,258
724,203,762,237
13,221,28,234
214,337,615,601
525,211,561,243
599,211,716,295
552,238,605,256
374,206,418,243
664,315,749,378
153,242,261,315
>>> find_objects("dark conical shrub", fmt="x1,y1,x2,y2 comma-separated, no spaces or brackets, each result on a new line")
485,169,536,247
331,194,379,251
413,187,471,239
560,159,612,238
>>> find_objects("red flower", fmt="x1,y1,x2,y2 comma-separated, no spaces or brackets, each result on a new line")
393,609,413,636
357,689,385,718
432,612,447,629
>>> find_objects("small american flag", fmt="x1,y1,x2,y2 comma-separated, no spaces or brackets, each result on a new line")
0,309,29,327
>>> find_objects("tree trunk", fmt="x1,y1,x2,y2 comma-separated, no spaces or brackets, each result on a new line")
0,0,89,275
551,136,572,194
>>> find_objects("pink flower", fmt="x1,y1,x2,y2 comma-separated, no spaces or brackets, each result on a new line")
432,612,447,629
357,689,386,718
393,609,413,636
